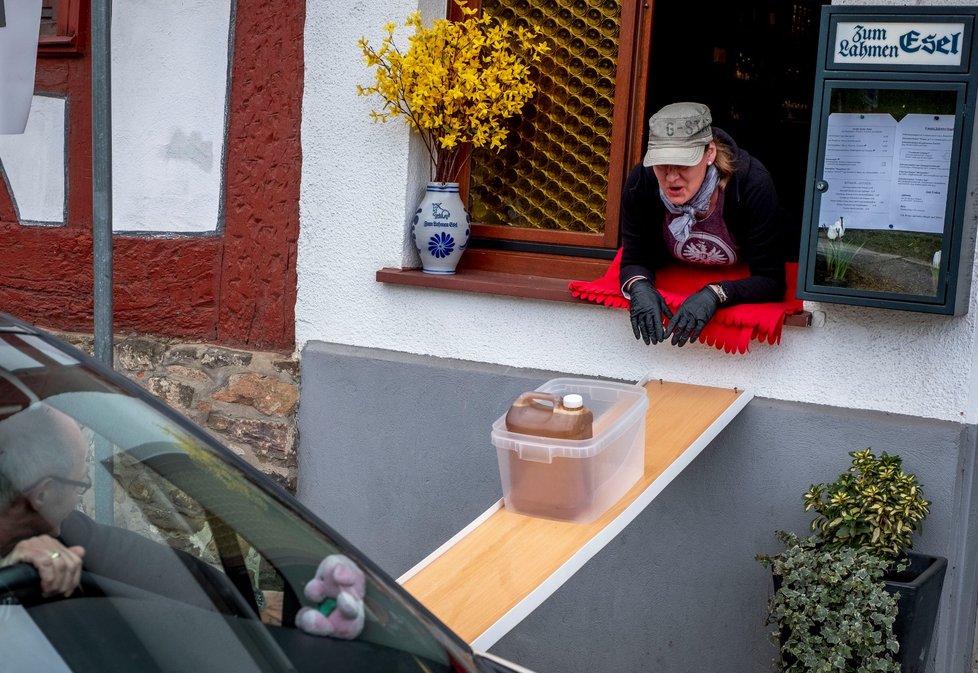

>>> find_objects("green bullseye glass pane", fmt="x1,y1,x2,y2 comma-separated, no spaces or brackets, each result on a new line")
467,0,621,234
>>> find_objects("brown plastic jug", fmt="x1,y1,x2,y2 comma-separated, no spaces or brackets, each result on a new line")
503,392,593,520
504,392,593,439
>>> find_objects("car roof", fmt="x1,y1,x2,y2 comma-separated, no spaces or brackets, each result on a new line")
0,312,38,334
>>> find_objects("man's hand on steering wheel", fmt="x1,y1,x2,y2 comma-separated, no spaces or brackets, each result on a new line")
2,535,85,597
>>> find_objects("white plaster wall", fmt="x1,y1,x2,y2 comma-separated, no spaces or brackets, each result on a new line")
298,0,427,333
110,0,231,233
298,0,978,424
0,95,66,224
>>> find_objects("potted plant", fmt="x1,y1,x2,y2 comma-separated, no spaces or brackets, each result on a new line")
759,449,947,673
762,532,901,672
357,2,547,274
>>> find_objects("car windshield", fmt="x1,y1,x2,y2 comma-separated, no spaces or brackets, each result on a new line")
0,322,478,673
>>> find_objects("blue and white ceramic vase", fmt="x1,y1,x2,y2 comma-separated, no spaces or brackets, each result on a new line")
411,182,470,274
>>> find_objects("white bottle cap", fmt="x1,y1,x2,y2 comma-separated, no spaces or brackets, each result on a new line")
562,393,584,409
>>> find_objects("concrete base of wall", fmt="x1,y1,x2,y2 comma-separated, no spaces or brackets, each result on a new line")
298,341,978,673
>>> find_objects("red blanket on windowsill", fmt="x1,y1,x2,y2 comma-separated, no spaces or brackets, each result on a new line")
568,249,805,354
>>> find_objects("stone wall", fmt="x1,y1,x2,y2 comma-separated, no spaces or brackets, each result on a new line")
56,331,299,493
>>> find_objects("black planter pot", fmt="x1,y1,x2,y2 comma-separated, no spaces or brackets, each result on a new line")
884,551,947,673
771,551,947,673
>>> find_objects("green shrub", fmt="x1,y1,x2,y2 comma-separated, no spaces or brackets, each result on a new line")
803,448,929,557
760,532,902,673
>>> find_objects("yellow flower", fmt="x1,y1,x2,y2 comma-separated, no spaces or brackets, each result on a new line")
357,0,547,182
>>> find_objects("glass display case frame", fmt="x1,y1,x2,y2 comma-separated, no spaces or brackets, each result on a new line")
797,6,978,314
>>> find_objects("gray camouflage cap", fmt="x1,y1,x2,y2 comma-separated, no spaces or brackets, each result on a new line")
643,102,714,167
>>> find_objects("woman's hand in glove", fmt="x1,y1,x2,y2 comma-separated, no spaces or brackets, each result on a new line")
669,287,720,347
628,279,673,345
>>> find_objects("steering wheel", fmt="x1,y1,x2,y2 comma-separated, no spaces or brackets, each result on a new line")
0,563,104,605
0,557,258,619
0,562,42,599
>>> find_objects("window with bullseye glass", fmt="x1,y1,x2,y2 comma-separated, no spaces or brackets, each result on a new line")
453,0,651,269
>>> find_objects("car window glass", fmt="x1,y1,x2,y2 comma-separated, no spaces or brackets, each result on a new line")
0,334,473,673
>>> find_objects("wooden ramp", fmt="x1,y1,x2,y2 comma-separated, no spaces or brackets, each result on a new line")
399,380,751,649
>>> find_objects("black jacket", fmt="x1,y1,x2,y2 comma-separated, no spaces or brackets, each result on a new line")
619,128,787,305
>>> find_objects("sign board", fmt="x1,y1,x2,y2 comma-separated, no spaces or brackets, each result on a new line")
798,6,978,315
834,22,966,66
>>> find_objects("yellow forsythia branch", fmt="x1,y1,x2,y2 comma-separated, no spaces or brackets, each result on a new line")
357,0,549,182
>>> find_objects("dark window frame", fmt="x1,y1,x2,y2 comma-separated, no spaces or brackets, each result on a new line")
448,0,653,280
39,0,85,57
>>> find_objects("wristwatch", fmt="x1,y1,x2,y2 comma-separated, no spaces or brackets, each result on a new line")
708,283,728,304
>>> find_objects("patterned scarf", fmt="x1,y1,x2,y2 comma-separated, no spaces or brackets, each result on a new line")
658,164,720,245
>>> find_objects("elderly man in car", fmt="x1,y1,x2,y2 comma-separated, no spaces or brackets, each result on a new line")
0,402,233,608
0,401,323,621
0,402,88,596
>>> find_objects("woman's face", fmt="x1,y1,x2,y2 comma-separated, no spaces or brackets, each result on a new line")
652,142,717,206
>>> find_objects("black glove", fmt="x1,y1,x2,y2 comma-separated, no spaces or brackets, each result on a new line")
628,279,673,345
669,287,721,347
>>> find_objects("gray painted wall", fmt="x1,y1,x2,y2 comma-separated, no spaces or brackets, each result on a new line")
297,341,978,673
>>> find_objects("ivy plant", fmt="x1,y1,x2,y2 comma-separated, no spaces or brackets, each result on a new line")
803,448,929,557
759,532,902,673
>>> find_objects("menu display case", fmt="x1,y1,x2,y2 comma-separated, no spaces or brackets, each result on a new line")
798,6,978,314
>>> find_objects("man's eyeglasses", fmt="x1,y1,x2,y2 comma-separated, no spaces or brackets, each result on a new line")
50,475,92,494
27,474,92,495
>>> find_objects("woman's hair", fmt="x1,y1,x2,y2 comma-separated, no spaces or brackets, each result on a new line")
713,138,736,189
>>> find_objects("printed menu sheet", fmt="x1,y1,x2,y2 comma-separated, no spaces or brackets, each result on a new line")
818,113,954,233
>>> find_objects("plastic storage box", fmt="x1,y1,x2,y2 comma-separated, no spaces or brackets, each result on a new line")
492,378,648,523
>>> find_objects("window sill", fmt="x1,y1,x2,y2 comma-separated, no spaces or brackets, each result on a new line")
375,267,812,327
39,35,82,57
376,267,577,303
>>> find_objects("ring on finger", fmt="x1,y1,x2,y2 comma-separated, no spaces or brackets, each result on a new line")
48,551,61,560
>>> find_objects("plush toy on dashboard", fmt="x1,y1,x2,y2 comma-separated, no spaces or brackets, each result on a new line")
295,554,366,639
